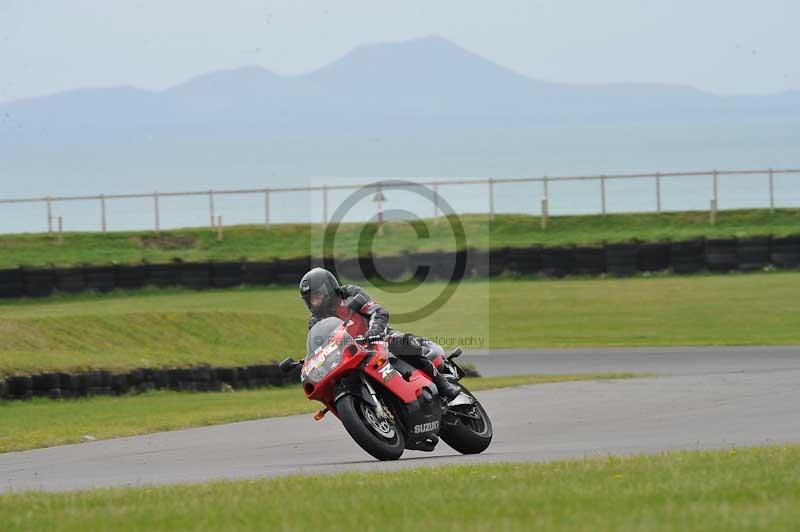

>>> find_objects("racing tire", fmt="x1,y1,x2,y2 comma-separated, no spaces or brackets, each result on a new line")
336,394,405,461
440,387,493,455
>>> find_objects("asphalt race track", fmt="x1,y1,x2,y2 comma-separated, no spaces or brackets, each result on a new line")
1,346,799,493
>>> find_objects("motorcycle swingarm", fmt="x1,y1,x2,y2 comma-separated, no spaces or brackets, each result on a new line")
443,393,478,421
444,407,481,421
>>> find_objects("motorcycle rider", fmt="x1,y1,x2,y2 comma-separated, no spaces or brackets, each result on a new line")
299,267,461,400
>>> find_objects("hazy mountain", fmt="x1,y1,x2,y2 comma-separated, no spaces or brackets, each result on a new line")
2,36,798,149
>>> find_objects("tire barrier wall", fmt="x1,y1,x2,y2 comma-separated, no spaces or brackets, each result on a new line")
1,235,798,299
0,362,482,402
0,363,301,401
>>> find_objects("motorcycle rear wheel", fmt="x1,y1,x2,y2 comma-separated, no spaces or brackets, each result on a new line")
439,387,493,454
336,394,405,461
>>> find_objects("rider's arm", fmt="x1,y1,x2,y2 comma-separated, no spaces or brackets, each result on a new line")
341,285,390,337
308,314,319,331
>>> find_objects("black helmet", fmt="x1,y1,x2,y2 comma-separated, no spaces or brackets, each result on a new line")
299,268,341,314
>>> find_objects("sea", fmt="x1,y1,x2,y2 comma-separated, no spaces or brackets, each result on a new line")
1,119,798,235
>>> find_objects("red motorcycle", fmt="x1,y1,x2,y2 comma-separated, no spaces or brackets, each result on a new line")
280,294,493,461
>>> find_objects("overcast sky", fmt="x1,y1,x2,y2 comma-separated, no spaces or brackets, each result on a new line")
0,0,796,103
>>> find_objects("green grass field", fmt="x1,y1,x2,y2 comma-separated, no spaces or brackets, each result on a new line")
1,273,798,376
1,209,798,267
0,373,640,453
2,444,797,531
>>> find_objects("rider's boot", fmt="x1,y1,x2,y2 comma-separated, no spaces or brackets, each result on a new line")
430,365,461,400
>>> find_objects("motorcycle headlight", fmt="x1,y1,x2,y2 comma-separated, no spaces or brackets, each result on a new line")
301,341,343,384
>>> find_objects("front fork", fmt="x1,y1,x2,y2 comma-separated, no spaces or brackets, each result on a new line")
360,373,390,421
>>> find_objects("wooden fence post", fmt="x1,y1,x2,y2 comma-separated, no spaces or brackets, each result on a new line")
710,199,717,225
322,185,328,224
57,216,63,244
769,168,775,212
264,190,270,232
655,172,662,213
217,215,223,241
712,169,718,203
209,190,215,228
153,192,160,234
100,194,107,233
543,175,549,199
600,175,607,216
376,184,384,236
488,177,495,221
46,197,53,237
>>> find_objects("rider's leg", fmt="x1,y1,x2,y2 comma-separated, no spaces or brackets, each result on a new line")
418,338,461,399
387,333,460,400
421,356,461,400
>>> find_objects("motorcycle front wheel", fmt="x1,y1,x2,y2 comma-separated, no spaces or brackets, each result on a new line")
336,394,405,461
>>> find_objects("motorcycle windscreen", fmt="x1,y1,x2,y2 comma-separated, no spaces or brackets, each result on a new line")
302,317,352,384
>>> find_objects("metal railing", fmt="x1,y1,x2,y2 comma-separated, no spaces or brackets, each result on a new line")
1,167,798,235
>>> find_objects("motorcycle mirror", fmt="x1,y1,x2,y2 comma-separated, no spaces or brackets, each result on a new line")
279,357,299,374
347,293,368,312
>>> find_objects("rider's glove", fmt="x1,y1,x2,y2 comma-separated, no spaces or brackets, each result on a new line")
355,334,383,346
365,328,384,342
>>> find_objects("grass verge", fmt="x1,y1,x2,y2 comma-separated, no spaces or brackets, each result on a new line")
0,373,642,454
1,444,798,531
1,209,798,268
1,273,799,376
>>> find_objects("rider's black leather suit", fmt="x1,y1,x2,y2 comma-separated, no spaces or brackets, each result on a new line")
306,284,445,370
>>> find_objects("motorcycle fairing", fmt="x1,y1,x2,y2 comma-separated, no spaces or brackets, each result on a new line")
363,357,443,442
